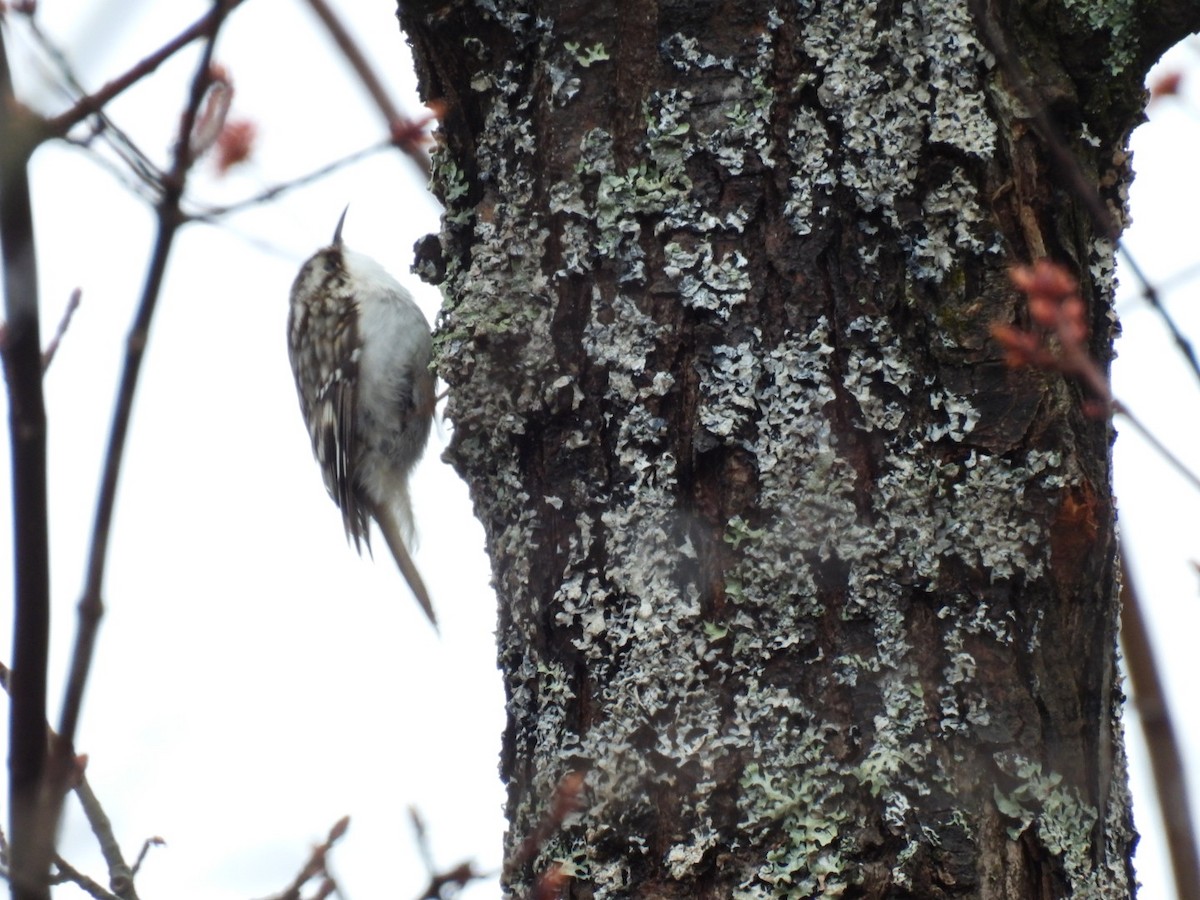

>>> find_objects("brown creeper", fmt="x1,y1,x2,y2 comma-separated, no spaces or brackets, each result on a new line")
287,209,437,627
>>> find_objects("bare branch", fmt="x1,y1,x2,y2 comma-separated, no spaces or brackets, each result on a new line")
42,0,247,139
0,661,149,900
74,776,138,900
41,288,80,373
18,14,172,200
60,134,161,207
414,861,485,900
301,0,432,178
405,807,486,899
186,139,390,222
1120,551,1200,900
408,806,436,876
51,2,239,877
0,22,54,900
1117,247,1200,385
258,817,350,900
1112,402,1200,493
49,857,117,900
128,838,164,878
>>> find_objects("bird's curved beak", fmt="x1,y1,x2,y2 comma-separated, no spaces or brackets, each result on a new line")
332,205,350,247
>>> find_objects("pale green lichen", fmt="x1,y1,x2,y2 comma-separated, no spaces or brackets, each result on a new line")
993,754,1128,897
736,711,852,897
563,40,609,67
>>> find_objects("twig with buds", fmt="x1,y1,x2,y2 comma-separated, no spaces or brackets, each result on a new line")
993,260,1200,493
301,0,437,177
259,816,349,900
408,807,487,899
0,661,148,900
505,771,588,899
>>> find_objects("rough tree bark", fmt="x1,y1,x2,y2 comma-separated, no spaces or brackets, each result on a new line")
397,1,1199,896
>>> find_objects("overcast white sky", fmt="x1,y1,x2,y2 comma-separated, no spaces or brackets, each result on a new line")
0,4,1195,898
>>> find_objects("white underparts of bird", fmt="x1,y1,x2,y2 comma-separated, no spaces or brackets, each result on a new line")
287,209,437,628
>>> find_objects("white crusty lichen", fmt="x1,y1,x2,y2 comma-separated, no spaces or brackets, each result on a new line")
500,266,738,887
907,167,995,281
784,107,834,236
697,339,761,441
784,0,1001,281
841,315,915,432
658,25,776,174
664,242,751,318
926,387,981,442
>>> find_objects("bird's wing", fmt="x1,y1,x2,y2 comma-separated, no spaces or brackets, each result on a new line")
289,297,371,551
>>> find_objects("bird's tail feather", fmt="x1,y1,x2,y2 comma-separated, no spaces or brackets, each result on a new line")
373,500,437,631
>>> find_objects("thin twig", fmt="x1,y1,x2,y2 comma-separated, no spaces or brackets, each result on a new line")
74,776,138,900
1113,402,1200,493
415,861,485,900
1116,246,1200,384
55,0,238,854
408,806,437,876
0,661,146,900
42,0,246,138
186,139,390,222
61,134,161,207
21,13,166,195
301,0,432,178
1120,550,1200,900
304,0,401,122
128,837,164,878
258,817,350,900
49,856,117,900
969,0,1200,391
406,806,485,899
41,288,80,373
0,23,54,900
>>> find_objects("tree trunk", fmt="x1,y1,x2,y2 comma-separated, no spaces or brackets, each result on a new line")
397,1,1199,895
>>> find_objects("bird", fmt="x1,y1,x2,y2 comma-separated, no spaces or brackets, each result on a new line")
287,208,437,627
